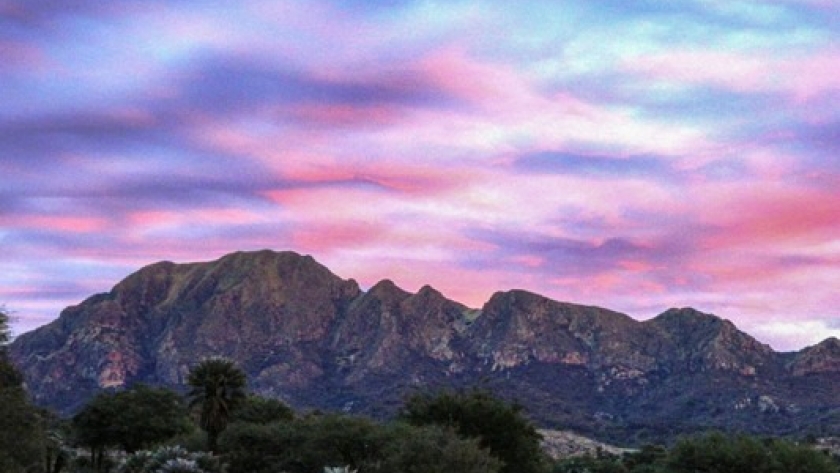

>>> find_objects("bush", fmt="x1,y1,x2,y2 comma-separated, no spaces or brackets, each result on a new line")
376,423,503,473
666,432,838,473
117,446,224,473
218,413,503,473
400,389,549,473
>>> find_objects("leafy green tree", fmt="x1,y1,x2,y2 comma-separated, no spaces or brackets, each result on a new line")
295,413,388,471
72,390,119,470
0,306,54,473
187,357,247,453
219,414,383,473
72,384,192,473
219,413,503,473
219,420,301,473
666,432,837,473
0,386,49,473
400,389,549,473
377,423,503,473
115,384,193,452
230,394,294,425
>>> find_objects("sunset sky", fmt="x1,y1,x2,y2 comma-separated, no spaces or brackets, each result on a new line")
2,0,839,351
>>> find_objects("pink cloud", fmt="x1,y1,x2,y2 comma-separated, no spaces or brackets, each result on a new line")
125,208,265,230
286,104,406,128
625,50,766,92
784,50,840,102
697,184,840,248
290,221,390,253
8,215,108,233
625,48,840,101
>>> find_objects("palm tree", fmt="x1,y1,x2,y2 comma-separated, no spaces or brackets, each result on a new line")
186,357,247,453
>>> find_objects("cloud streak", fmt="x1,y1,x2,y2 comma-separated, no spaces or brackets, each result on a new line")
2,0,839,350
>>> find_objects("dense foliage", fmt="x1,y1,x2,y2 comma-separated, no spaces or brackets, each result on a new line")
230,393,294,425
552,432,839,473
72,385,192,455
218,413,502,473
400,389,549,473
0,306,58,473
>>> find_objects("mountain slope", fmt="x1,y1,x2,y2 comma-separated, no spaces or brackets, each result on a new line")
10,250,840,444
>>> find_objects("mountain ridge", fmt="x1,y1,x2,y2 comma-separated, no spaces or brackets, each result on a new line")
10,249,840,444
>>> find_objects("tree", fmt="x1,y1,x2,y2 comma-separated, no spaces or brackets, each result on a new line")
0,306,55,473
230,394,294,425
218,413,503,473
400,389,548,473
72,384,192,460
666,432,838,473
116,384,193,452
377,423,503,473
187,357,247,453
0,385,49,473
72,390,120,471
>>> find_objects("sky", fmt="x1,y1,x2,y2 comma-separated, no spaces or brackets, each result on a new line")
1,0,839,351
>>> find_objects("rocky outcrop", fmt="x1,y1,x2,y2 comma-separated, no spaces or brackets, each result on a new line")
645,308,775,376
467,290,659,375
9,250,840,444
539,429,632,459
789,338,840,376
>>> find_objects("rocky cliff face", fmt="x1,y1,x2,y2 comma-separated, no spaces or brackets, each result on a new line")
789,338,840,376
9,250,840,444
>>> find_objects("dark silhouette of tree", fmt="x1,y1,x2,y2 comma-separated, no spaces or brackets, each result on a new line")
72,384,191,459
666,432,838,473
187,357,247,453
219,413,502,473
400,389,548,473
0,305,51,473
231,394,294,425
71,392,116,472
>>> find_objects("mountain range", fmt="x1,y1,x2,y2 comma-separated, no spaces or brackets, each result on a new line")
10,250,840,444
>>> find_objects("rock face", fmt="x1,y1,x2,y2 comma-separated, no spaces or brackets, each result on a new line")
9,250,840,444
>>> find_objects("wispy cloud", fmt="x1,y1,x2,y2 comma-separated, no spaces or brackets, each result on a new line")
2,0,839,350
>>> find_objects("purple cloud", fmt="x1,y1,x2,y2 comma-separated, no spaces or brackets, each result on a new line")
2,0,840,350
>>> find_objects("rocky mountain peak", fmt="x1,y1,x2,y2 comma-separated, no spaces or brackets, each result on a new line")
648,307,723,331
790,337,840,376
9,250,840,443
366,279,412,302
647,307,773,375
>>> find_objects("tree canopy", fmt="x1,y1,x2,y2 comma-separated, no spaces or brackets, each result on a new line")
553,432,839,473
0,305,53,473
219,413,503,473
230,394,294,425
400,389,548,473
187,357,247,453
72,384,191,455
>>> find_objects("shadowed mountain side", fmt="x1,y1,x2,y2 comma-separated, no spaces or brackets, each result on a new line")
10,249,840,444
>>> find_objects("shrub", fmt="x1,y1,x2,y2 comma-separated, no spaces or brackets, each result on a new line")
116,446,224,473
